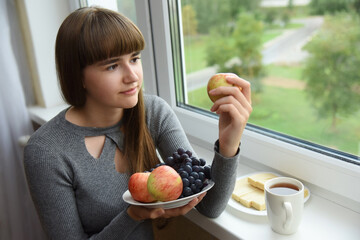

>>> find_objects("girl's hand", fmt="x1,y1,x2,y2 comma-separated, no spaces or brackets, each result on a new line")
208,73,252,157
127,192,206,221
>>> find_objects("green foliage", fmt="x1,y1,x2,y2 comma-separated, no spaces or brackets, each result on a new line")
181,0,228,34
264,9,277,24
288,0,294,10
228,0,262,17
260,7,296,29
182,0,261,34
309,0,354,15
232,13,264,76
303,12,360,127
355,0,360,13
182,5,198,36
281,11,291,26
260,5,310,20
205,29,233,68
187,84,360,155
205,12,265,92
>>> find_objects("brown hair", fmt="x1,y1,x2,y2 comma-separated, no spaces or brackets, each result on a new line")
55,7,159,173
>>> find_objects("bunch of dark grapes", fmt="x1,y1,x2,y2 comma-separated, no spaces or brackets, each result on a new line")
164,147,212,198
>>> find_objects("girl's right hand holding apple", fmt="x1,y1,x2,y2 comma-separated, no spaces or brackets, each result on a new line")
127,192,206,221
208,73,252,157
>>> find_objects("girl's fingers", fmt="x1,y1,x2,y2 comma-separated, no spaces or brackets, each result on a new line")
209,80,248,103
210,88,252,114
127,206,165,221
149,208,166,219
211,96,241,115
216,103,250,122
225,75,251,104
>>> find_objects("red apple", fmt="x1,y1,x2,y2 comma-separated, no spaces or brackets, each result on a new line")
147,165,183,202
128,172,156,203
207,73,242,102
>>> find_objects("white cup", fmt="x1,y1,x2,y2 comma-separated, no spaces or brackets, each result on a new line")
265,177,304,235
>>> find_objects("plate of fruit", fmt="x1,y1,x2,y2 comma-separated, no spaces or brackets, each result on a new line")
123,148,214,209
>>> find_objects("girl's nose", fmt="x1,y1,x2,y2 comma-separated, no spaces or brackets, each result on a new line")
122,64,138,83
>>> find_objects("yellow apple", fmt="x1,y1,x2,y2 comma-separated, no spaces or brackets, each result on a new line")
207,73,242,102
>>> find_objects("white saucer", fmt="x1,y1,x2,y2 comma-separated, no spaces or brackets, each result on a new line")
228,172,310,216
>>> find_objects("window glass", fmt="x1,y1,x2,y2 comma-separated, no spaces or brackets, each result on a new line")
173,0,360,159
84,0,137,23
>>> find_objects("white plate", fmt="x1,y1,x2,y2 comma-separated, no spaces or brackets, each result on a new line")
123,180,215,209
228,172,310,216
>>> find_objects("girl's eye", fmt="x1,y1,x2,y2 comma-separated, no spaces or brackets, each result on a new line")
131,57,141,63
106,64,118,71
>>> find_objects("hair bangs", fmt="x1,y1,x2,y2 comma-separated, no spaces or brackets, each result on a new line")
79,9,145,67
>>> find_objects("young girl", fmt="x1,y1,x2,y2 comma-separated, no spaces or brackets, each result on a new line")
24,7,252,240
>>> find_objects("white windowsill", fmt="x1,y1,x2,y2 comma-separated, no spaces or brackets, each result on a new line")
28,104,68,126
188,143,360,240
27,105,360,240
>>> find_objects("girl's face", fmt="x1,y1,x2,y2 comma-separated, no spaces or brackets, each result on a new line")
82,52,143,110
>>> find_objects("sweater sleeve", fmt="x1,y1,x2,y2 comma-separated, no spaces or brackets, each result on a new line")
23,143,144,240
195,140,239,218
146,95,239,218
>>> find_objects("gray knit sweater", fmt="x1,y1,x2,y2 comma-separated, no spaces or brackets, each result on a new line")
24,94,239,240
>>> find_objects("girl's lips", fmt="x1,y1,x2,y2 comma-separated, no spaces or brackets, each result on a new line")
121,87,138,95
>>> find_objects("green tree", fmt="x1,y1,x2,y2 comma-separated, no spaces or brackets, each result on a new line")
354,0,360,13
182,5,198,36
187,0,261,34
206,12,264,92
186,0,230,34
232,13,263,74
310,0,354,15
232,12,264,91
288,0,294,10
228,0,261,19
264,9,277,25
303,13,360,128
205,28,233,67
282,11,291,26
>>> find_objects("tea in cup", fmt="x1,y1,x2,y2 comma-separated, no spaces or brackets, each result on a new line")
265,177,304,235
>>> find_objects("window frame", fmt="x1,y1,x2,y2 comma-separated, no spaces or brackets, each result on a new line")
140,0,360,212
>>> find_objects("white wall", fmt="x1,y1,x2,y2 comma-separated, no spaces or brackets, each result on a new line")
17,0,72,107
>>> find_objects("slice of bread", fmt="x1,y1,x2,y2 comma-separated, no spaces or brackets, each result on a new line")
304,188,309,198
247,172,278,190
232,177,266,211
231,177,256,202
237,188,266,211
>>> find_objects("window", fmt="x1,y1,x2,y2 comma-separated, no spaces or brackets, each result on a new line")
81,0,137,23
23,0,360,209
164,0,360,164
145,0,360,206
